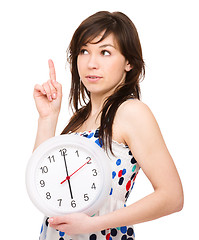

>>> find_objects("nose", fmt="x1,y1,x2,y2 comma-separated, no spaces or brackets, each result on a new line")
87,54,99,69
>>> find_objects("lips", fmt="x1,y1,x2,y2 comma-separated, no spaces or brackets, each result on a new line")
86,75,102,82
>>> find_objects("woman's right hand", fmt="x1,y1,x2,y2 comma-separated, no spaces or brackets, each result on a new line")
33,59,62,119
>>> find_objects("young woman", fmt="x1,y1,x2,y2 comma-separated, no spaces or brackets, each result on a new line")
33,11,183,240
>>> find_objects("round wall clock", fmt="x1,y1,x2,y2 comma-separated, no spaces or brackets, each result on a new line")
26,134,111,217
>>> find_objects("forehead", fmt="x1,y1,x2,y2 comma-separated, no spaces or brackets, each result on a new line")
84,32,119,48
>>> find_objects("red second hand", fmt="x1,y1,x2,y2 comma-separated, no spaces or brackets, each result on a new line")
60,158,91,184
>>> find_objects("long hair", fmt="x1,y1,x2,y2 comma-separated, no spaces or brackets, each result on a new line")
61,11,145,153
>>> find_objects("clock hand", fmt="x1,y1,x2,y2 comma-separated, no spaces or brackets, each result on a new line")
60,158,91,184
63,153,73,199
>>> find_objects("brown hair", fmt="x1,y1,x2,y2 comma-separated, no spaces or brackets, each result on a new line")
61,11,145,152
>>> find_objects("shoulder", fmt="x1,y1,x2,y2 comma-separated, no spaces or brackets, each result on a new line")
119,98,150,114
115,99,155,127
113,99,160,145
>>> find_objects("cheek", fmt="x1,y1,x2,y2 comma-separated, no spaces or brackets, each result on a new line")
106,59,126,78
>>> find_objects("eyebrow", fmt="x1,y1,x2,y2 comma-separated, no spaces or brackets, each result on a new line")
82,43,116,50
99,44,116,49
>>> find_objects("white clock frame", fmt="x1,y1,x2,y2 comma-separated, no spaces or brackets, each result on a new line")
26,134,112,217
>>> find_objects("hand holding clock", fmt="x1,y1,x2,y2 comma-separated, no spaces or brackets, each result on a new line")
48,212,101,235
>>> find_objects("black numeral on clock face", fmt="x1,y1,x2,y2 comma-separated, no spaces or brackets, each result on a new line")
71,200,76,208
59,148,67,156
86,157,92,164
75,150,79,157
48,155,55,163
40,180,45,187
57,199,62,206
92,169,97,176
84,194,89,201
40,166,48,173
46,192,51,200
91,183,96,190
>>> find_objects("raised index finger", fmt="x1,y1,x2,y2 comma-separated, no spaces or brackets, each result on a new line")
48,59,56,81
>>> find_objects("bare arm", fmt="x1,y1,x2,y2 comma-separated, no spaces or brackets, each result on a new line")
33,59,62,151
96,100,184,228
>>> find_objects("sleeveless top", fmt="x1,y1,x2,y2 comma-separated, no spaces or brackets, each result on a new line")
39,129,140,240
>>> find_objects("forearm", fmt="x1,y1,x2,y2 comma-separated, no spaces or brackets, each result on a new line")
95,189,183,231
33,115,59,151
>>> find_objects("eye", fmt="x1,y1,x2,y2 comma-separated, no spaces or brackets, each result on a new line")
101,50,111,56
80,49,89,55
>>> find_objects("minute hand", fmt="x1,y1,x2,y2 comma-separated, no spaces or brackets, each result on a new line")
60,158,91,185
63,154,73,199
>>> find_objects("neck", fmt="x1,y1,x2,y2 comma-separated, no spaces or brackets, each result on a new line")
89,93,107,117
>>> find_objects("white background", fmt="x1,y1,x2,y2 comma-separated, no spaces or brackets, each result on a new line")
0,0,198,239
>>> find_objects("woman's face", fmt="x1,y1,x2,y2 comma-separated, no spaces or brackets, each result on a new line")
77,33,131,98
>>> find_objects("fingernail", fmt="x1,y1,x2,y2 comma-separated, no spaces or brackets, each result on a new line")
49,95,52,101
52,93,56,99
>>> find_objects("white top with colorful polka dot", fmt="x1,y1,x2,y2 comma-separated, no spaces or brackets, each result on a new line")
39,129,140,240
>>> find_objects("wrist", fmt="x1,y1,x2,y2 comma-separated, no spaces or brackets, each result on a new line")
92,215,110,232
38,114,59,123
38,115,58,135
33,115,59,151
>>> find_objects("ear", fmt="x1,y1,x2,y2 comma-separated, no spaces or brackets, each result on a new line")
125,61,133,72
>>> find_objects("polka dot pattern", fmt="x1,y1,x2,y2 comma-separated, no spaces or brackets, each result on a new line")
90,234,97,240
111,228,117,236
126,180,131,191
112,171,116,179
98,226,135,240
40,224,43,234
45,217,49,227
119,177,124,185
116,159,121,166
59,231,65,237
120,226,127,234
39,129,139,240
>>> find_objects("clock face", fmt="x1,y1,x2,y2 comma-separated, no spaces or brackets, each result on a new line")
35,145,102,215
26,135,111,217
